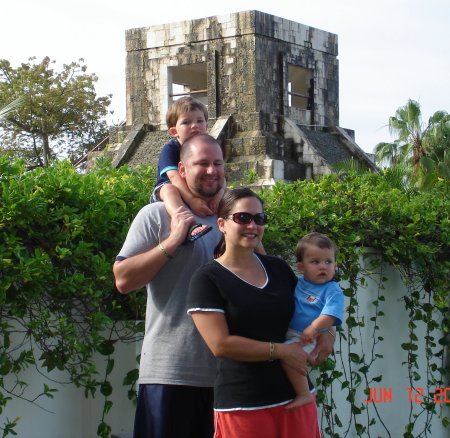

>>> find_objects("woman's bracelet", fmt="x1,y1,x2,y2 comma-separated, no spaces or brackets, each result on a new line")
158,243,173,259
268,342,275,361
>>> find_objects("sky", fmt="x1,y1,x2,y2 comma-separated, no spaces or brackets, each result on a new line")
2,0,449,153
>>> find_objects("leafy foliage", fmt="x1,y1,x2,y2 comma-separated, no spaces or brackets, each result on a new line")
373,99,449,191
0,159,448,437
0,57,111,167
0,156,153,437
261,174,449,437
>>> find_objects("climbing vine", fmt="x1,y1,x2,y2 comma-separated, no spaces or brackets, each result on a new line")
261,175,449,437
0,157,448,437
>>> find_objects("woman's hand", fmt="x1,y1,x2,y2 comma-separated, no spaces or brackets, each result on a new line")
191,312,313,371
276,342,312,375
310,329,336,365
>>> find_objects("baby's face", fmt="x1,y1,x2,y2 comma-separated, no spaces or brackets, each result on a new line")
173,109,207,144
297,245,336,284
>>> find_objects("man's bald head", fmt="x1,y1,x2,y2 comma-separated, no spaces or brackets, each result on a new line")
180,134,223,162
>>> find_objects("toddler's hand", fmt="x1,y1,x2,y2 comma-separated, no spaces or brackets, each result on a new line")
301,325,319,344
189,197,213,217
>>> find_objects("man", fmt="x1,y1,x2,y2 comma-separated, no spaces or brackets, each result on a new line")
113,134,225,438
113,133,335,438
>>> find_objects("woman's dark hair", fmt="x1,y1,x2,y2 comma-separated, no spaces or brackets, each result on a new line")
213,187,264,258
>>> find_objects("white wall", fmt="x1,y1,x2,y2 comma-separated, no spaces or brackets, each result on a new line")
2,335,139,438
314,254,449,437
3,256,448,437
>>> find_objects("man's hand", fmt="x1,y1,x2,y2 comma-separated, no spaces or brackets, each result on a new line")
310,329,336,365
168,206,197,246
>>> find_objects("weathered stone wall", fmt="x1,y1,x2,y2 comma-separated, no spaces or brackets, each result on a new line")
124,130,172,168
108,10,362,184
125,10,338,132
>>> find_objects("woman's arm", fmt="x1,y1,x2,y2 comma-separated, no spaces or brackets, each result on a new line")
191,311,311,375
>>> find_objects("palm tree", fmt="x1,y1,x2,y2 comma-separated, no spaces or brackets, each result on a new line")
0,96,24,121
374,100,449,188
374,99,425,170
423,110,450,163
372,140,405,167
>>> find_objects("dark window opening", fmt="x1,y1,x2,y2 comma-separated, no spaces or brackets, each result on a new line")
168,63,208,107
287,65,313,110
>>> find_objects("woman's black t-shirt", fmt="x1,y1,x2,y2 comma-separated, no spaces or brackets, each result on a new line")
187,253,298,410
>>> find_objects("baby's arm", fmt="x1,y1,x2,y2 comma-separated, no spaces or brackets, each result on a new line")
166,170,213,216
301,314,336,344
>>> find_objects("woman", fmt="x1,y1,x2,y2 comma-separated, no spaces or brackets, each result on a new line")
187,187,322,438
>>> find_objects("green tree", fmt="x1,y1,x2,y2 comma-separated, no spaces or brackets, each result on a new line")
419,111,450,189
374,99,449,189
0,57,111,167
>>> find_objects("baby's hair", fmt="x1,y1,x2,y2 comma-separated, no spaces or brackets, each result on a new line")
166,96,208,128
295,232,337,262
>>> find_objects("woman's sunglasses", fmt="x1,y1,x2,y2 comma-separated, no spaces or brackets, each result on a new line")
228,212,268,226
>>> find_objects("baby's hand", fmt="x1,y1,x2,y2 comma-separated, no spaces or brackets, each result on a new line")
301,326,319,344
207,188,225,214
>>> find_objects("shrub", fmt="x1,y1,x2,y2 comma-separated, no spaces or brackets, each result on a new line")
0,157,153,437
0,158,448,437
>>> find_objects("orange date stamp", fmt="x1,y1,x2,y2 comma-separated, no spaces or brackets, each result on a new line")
363,387,450,403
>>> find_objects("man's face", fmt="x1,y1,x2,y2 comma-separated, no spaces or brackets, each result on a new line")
179,139,225,199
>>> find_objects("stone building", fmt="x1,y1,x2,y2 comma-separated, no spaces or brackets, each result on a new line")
103,10,376,184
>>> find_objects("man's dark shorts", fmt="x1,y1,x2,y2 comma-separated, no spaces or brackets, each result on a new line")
133,384,214,438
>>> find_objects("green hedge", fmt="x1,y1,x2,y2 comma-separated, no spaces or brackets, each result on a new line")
260,174,449,437
0,156,448,437
0,157,153,437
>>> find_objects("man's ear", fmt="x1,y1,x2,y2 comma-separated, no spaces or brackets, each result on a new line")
169,126,178,137
178,161,186,178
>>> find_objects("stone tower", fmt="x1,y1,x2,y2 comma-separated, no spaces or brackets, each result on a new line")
106,10,376,184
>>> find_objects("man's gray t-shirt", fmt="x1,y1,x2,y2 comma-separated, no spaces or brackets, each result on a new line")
117,202,220,387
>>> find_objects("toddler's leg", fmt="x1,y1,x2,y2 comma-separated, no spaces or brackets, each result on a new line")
283,329,314,409
282,366,314,410
159,184,187,217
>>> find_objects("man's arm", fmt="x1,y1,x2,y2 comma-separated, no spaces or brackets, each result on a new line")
113,206,193,294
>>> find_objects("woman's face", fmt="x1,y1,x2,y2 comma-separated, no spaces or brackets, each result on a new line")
219,196,266,251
